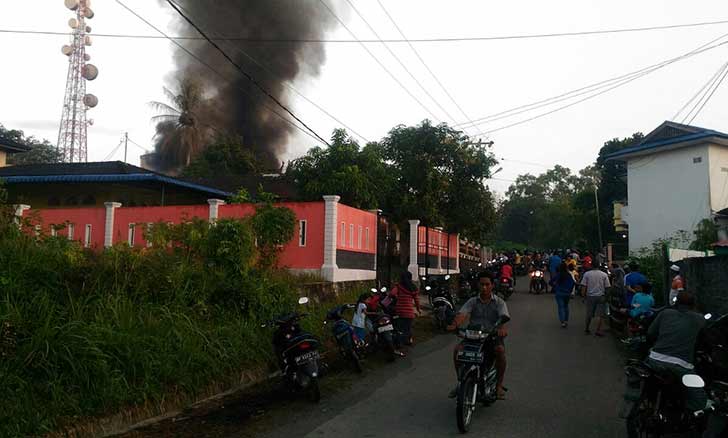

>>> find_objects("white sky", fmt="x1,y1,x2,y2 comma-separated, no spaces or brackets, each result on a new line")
2,0,728,193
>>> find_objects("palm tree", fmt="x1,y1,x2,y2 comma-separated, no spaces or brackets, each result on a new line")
150,77,210,172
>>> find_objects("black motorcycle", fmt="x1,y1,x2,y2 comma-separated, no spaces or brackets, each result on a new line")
495,276,514,301
453,316,509,433
427,283,456,331
325,304,365,373
264,297,322,402
528,267,547,294
367,287,398,362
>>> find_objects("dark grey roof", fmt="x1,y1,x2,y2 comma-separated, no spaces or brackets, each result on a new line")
0,135,30,153
0,161,153,177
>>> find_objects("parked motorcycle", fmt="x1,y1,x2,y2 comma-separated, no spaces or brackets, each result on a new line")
427,284,456,331
495,276,514,301
263,297,322,402
367,287,398,362
453,316,509,433
325,304,365,373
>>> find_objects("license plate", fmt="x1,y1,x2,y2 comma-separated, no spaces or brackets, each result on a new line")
457,351,483,362
378,324,394,333
294,351,319,364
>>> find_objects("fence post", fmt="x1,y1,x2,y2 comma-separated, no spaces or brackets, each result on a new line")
408,219,420,283
104,202,122,248
321,196,340,282
207,199,225,224
14,204,30,228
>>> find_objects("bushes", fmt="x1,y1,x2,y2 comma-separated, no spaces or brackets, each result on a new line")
0,203,313,436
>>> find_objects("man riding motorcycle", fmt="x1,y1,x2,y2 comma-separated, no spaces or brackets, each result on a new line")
447,272,510,400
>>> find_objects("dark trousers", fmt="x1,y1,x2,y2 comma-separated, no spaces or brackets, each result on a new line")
555,294,570,322
394,317,413,346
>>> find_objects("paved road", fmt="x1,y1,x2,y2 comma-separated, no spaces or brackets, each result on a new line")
249,279,628,438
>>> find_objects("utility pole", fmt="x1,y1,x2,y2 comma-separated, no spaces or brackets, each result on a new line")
594,185,603,251
123,132,128,163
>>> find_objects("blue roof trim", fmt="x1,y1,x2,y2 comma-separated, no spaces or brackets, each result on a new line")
605,131,728,160
0,173,232,197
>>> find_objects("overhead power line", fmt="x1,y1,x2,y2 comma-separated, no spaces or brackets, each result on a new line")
113,0,326,147
673,61,728,121
317,0,441,122
162,0,330,146
5,18,728,42
686,62,728,124
458,33,728,134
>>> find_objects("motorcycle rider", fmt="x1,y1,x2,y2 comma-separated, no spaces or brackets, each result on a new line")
499,260,514,288
646,291,707,412
447,272,510,400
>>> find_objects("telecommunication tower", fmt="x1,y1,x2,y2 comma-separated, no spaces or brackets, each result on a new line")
57,0,99,163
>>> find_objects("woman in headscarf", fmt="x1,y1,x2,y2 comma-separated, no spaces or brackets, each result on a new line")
391,271,421,347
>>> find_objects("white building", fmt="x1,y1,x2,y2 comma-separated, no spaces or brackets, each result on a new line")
608,121,728,253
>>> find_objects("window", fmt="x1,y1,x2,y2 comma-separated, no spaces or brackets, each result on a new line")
693,157,703,163
298,220,307,247
50,226,57,237
365,227,370,250
349,224,354,248
67,223,74,240
358,226,363,249
340,222,345,246
128,223,135,246
84,224,92,248
146,223,153,247
34,225,41,236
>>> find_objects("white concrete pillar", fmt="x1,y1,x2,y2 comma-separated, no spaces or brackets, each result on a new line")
207,198,226,224
368,209,381,271
104,202,122,248
14,204,30,228
408,219,420,281
321,195,340,281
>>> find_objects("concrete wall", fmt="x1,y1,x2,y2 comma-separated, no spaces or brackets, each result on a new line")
0,150,6,167
681,255,728,315
627,144,711,253
708,144,728,213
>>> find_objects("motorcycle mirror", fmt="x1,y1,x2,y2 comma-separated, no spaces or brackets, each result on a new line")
445,275,451,280
682,374,705,389
298,297,310,305
425,286,432,291
705,313,713,320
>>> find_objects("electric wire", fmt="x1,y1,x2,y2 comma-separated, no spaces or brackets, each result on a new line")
343,0,455,124
127,137,150,153
114,0,325,146
163,0,331,146
317,0,442,122
374,0,486,139
4,18,728,42
456,32,728,129
686,62,728,124
102,138,125,161
167,0,369,143
674,61,728,121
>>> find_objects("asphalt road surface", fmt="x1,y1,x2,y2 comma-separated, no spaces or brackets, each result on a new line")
247,278,627,438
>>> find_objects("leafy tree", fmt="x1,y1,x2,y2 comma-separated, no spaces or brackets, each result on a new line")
150,77,216,172
1,124,61,165
377,120,498,238
689,219,718,251
252,195,296,269
286,129,394,209
182,135,258,178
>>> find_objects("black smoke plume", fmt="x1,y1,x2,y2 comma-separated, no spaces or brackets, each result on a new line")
157,0,335,170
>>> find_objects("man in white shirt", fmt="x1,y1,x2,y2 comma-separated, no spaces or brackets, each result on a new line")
580,265,610,337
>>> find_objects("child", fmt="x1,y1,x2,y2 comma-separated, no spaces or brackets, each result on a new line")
351,293,370,342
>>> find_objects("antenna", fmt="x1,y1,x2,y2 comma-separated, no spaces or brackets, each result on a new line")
57,0,99,163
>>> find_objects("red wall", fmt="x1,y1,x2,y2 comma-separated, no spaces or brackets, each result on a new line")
336,204,377,254
113,205,210,248
23,207,106,249
417,227,458,257
219,202,325,270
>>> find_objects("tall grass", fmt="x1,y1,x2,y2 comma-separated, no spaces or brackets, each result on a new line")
0,210,357,436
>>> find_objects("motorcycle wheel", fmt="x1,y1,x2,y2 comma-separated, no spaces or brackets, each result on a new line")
383,333,396,362
626,396,656,438
308,377,321,403
350,350,363,374
456,373,478,433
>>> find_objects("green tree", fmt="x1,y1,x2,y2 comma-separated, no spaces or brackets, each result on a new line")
689,219,718,251
182,135,258,178
286,129,394,209
1,124,61,165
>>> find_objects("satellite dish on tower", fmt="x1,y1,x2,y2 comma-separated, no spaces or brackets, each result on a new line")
84,35,92,46
82,64,98,80
85,25,92,32
61,45,73,56
84,53,91,61
68,18,79,29
88,119,94,126
82,7,94,19
83,94,98,108
64,0,79,10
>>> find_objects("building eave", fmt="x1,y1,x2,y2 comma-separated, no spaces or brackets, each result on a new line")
605,133,728,161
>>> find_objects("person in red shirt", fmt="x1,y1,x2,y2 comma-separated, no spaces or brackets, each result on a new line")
582,252,593,270
500,262,514,287
390,271,421,347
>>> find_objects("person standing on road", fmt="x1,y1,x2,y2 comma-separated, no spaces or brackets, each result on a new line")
447,272,510,400
551,262,576,328
548,252,562,288
668,264,685,305
390,271,420,347
580,264,611,337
